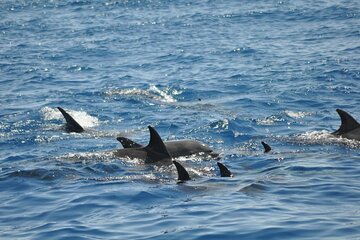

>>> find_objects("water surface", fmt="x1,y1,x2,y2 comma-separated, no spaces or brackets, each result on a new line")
1,0,360,239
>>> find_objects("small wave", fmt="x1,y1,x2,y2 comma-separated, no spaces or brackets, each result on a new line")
87,173,158,182
256,111,311,125
241,181,267,193
149,85,178,103
210,118,229,130
230,47,256,55
105,85,178,103
41,106,100,128
256,115,285,125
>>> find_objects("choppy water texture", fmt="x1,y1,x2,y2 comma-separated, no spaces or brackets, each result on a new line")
1,0,360,239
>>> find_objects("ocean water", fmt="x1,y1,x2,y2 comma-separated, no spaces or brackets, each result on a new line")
1,0,360,239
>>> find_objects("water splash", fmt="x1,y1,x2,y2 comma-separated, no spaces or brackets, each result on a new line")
105,85,178,103
285,110,312,119
149,85,178,103
41,106,100,128
256,115,285,125
295,130,360,148
210,118,229,130
57,151,115,163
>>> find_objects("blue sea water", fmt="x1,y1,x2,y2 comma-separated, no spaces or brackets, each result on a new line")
1,0,360,239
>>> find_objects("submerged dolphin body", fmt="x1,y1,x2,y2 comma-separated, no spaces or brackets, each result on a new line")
333,109,360,140
117,136,219,159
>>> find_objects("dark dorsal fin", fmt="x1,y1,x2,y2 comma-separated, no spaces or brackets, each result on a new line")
144,126,172,163
334,109,360,135
217,162,233,177
261,141,271,153
116,137,143,148
173,161,191,181
57,107,84,133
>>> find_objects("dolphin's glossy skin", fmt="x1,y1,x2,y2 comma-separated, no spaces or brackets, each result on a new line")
113,126,172,164
117,137,219,159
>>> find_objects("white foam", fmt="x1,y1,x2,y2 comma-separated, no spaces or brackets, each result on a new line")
41,106,100,128
57,151,115,163
285,110,312,119
105,85,178,103
296,130,360,148
256,115,283,125
35,134,62,143
211,118,229,129
41,106,62,120
297,130,333,141
149,85,177,103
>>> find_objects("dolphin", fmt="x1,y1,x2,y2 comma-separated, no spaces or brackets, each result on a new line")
261,141,271,153
113,126,172,164
117,136,219,159
333,109,360,140
217,162,233,177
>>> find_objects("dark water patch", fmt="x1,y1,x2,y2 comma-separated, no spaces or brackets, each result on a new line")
260,165,284,173
6,167,80,181
34,226,113,240
240,181,268,194
286,165,344,173
246,157,282,171
240,226,323,240
157,53,204,65
88,162,124,174
327,226,360,239
127,190,170,207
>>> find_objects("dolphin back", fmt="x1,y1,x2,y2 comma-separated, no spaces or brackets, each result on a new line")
117,137,143,148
